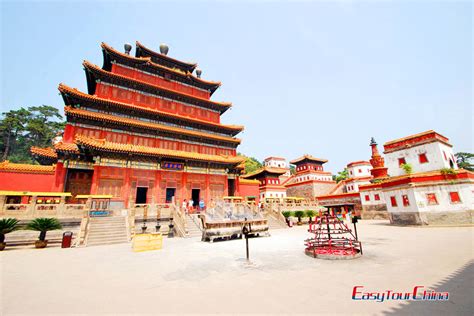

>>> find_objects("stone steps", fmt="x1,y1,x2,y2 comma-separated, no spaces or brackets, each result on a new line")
266,216,288,230
86,216,128,246
186,215,202,237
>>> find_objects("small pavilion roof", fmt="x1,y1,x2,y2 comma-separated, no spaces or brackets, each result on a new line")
31,146,57,159
135,41,197,73
241,166,288,179
83,61,231,113
290,155,328,165
64,106,241,145
58,84,243,136
74,135,245,165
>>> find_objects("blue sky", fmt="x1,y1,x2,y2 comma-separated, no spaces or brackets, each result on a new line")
1,0,472,173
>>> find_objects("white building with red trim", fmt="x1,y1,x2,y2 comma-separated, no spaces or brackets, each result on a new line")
345,161,373,193
360,131,473,225
380,170,473,225
384,130,458,177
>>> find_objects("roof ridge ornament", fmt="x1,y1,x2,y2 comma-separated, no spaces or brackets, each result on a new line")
159,43,169,55
124,43,132,55
196,68,202,78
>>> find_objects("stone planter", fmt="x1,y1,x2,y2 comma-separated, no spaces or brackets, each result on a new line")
35,240,48,249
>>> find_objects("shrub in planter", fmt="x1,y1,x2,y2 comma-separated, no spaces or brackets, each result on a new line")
0,218,20,251
26,218,62,249
294,211,305,225
282,211,294,226
305,210,316,223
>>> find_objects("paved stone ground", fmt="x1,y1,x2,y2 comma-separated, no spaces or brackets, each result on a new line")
1,220,473,315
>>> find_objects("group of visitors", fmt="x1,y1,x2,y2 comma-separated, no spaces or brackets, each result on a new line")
182,198,205,214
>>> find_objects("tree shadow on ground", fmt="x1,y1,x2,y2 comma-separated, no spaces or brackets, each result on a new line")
383,260,474,315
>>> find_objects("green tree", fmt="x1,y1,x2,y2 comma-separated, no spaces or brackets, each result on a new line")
290,165,296,175
455,152,473,171
238,153,262,174
25,105,65,150
0,105,64,163
333,168,349,183
0,108,30,161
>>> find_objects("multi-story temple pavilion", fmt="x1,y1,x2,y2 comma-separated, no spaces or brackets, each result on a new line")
30,42,245,208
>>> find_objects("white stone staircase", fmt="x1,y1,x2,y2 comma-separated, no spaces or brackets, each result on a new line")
86,216,128,246
266,215,288,230
185,214,203,238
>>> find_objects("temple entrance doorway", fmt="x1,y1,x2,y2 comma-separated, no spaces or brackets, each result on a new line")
165,188,176,203
135,187,148,204
227,179,235,196
192,189,200,207
65,169,93,202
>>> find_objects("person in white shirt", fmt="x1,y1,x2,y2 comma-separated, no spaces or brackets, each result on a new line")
182,199,188,214
188,199,194,213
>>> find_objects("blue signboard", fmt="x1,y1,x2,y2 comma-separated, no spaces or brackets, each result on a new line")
162,161,184,171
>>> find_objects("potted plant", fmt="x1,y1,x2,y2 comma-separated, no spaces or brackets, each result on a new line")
26,218,62,248
282,211,294,226
401,163,413,175
294,210,305,225
305,210,316,224
0,218,20,251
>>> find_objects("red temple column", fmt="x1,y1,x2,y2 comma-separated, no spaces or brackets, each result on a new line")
181,171,188,204
122,167,132,207
205,173,210,205
153,169,160,204
90,165,100,195
224,175,229,196
52,161,67,192
235,176,240,197
63,125,75,142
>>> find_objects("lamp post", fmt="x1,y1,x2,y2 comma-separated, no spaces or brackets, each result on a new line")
352,215,359,240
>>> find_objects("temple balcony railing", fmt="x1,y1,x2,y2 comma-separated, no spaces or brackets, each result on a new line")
128,202,187,238
1,201,88,219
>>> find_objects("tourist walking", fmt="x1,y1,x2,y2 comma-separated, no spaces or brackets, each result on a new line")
199,199,205,212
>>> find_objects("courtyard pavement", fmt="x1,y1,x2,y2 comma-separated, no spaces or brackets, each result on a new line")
1,220,473,315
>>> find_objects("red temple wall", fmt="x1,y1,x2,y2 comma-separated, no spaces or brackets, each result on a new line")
0,171,56,192
111,64,211,99
90,166,228,206
66,125,236,156
236,182,260,203
95,82,220,124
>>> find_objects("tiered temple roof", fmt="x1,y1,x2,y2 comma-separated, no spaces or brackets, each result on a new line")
64,106,241,145
74,135,244,164
83,61,232,113
59,84,243,136
101,43,221,95
135,41,197,73
32,41,244,171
